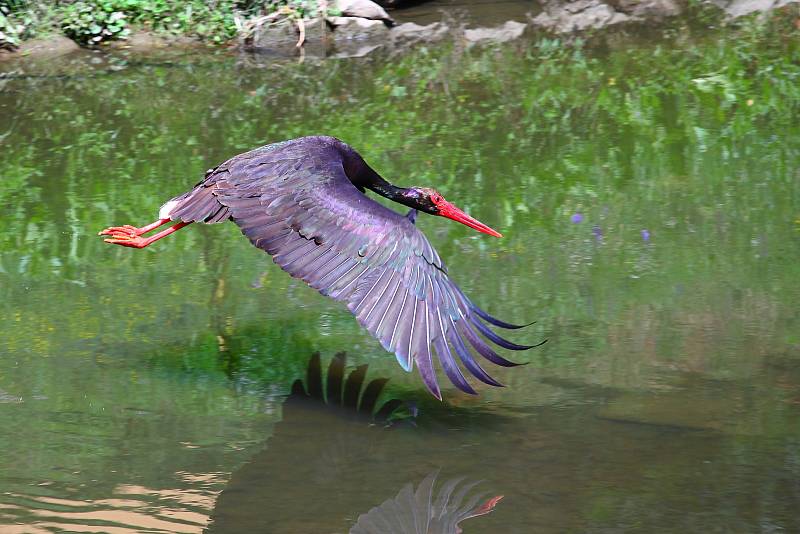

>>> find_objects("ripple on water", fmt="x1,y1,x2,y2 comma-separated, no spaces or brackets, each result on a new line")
0,474,226,533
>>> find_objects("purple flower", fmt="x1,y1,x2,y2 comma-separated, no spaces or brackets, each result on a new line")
592,225,603,241
641,229,650,242
571,213,583,224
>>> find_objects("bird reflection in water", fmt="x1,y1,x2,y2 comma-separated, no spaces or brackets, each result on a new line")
207,352,504,533
352,472,502,534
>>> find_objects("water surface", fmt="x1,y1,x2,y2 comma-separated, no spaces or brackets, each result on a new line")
1,20,799,533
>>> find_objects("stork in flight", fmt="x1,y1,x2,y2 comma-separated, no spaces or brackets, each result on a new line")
99,136,544,398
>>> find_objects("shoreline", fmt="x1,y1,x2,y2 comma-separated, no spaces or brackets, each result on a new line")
1,0,797,65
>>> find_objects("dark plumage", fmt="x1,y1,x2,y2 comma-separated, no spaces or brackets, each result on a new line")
99,136,545,399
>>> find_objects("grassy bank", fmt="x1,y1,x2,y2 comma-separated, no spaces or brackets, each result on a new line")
0,0,335,49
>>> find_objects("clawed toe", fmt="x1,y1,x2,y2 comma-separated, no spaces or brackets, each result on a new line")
103,236,147,248
98,219,187,250
99,224,147,248
98,225,139,237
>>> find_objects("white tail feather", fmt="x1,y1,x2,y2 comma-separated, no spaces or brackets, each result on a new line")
158,200,179,220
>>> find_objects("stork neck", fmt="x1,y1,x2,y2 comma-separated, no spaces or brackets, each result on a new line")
366,175,407,203
346,156,408,202
339,143,411,204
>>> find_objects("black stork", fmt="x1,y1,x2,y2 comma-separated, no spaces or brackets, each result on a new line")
99,136,544,398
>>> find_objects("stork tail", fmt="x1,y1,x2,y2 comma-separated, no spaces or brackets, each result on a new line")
160,184,230,224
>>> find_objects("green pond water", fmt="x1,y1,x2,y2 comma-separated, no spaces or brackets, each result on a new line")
1,17,800,533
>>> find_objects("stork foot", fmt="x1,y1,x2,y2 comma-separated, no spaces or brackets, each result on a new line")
103,235,150,248
99,224,149,247
98,219,190,249
98,225,141,238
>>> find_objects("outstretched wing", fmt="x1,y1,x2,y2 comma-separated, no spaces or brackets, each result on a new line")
207,142,539,399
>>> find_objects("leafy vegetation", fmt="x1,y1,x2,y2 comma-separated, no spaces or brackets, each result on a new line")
0,6,22,48
1,1,57,48
61,1,131,44
57,0,247,44
0,0,337,48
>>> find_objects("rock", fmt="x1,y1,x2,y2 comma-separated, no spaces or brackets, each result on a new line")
611,0,683,18
330,43,383,58
244,18,328,54
531,0,632,33
120,31,170,50
389,22,449,47
300,17,329,52
328,20,451,57
328,16,391,41
105,31,201,52
0,35,79,62
336,0,396,25
708,0,798,17
463,20,527,45
245,18,297,49
328,16,390,56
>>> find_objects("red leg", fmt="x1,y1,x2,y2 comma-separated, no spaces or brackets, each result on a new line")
98,218,171,238
103,221,192,249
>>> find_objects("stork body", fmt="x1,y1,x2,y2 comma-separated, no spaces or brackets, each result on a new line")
100,136,542,398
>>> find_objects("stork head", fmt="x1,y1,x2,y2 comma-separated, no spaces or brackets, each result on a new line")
402,187,503,238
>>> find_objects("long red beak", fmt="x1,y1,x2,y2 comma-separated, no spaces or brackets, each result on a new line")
438,200,503,238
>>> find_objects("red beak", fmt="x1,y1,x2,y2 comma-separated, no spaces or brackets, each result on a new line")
437,200,503,238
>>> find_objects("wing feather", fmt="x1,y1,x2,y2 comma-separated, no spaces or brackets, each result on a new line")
434,309,476,395
391,291,416,372
412,299,440,398
457,319,522,368
470,315,537,350
273,236,317,263
357,270,394,319
282,242,328,272
365,274,401,333
448,317,504,387
373,274,404,335
297,248,337,281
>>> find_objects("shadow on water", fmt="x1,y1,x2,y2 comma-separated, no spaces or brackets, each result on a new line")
208,352,505,533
